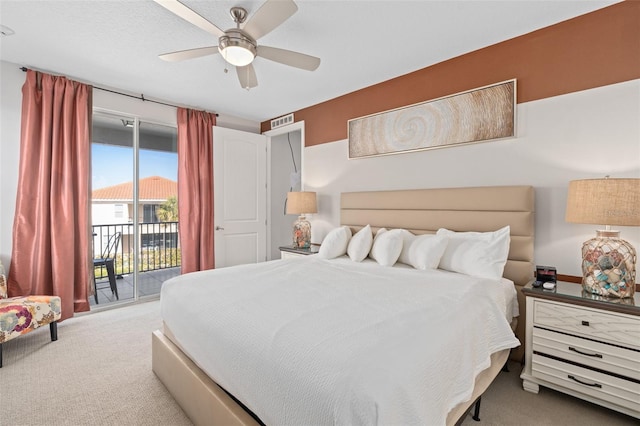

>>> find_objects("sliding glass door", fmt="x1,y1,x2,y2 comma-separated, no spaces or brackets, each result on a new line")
91,113,179,307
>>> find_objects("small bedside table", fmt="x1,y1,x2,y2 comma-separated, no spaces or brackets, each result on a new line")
520,281,640,419
279,245,319,259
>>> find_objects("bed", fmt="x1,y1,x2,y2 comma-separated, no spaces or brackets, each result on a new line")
152,185,535,425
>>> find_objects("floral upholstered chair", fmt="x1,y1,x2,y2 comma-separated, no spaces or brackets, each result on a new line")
0,261,61,367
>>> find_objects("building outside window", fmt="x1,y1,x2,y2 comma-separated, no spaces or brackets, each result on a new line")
114,204,124,219
143,204,159,223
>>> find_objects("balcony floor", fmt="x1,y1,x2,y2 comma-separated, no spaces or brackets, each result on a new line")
89,267,180,307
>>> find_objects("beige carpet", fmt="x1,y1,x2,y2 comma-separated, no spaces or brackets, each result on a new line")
0,300,191,426
0,300,636,426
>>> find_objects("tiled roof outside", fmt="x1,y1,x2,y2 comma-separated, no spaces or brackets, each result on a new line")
92,176,177,201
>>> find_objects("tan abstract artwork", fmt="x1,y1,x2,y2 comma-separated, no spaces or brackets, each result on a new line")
348,80,516,159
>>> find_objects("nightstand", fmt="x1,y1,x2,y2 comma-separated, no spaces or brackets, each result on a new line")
279,245,319,259
520,281,640,419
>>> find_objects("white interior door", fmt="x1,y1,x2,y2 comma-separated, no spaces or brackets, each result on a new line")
213,126,267,268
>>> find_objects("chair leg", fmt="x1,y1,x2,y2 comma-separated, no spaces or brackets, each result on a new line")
0,343,3,368
93,274,99,304
106,260,119,300
50,321,58,341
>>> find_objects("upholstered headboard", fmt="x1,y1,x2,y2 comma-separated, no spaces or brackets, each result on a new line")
340,185,535,360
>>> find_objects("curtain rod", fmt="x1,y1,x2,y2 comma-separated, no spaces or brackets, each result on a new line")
19,66,218,117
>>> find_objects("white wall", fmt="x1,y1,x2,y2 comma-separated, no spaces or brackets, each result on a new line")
303,80,640,278
0,59,260,270
0,61,23,269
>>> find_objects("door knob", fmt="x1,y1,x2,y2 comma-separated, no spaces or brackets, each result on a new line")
215,226,225,231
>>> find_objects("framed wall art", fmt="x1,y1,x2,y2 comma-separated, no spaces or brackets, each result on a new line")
348,79,516,159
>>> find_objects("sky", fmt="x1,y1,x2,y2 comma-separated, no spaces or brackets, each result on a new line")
92,144,177,190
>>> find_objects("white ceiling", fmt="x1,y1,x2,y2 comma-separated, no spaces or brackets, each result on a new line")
0,0,619,123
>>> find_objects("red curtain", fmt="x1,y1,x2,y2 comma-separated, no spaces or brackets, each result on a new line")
8,70,92,320
177,107,216,273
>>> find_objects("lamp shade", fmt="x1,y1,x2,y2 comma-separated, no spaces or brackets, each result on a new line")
565,178,640,226
286,192,317,215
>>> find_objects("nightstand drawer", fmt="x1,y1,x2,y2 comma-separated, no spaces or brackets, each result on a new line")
532,354,640,409
533,300,640,348
532,327,640,381
280,251,303,259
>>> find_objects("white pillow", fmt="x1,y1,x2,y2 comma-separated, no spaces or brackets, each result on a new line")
347,225,373,262
406,234,449,270
368,228,387,259
317,226,352,259
436,226,511,279
398,229,416,265
370,228,404,266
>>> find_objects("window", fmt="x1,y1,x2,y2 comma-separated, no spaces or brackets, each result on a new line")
114,204,124,219
143,204,159,223
91,113,180,306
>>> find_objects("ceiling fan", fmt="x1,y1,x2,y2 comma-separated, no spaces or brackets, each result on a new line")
153,0,321,89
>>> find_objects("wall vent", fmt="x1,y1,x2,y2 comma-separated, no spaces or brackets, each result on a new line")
271,113,294,129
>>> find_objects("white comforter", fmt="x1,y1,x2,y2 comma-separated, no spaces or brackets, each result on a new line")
161,257,520,425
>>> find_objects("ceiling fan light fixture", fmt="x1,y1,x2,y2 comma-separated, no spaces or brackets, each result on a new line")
218,30,257,67
221,45,255,66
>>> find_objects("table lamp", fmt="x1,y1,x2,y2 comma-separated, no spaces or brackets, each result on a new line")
565,177,640,298
286,191,317,248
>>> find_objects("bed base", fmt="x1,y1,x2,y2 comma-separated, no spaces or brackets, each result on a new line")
152,330,259,426
153,328,509,426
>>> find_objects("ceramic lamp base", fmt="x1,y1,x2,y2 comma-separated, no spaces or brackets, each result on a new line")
292,215,311,248
581,230,636,298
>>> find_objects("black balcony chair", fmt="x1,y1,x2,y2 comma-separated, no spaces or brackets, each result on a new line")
93,232,121,304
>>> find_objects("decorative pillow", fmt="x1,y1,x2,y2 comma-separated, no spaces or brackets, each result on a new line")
317,226,352,259
370,228,404,266
368,228,387,259
404,234,449,270
347,225,373,262
397,230,416,265
436,226,511,279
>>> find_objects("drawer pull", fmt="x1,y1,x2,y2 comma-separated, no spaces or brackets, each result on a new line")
581,320,590,326
568,375,602,388
568,347,603,358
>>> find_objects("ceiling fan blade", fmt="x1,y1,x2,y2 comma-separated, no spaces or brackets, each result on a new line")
257,45,320,71
236,64,258,89
153,0,225,38
159,46,219,62
242,0,297,40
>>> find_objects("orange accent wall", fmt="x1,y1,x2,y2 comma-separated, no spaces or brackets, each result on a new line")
261,1,640,147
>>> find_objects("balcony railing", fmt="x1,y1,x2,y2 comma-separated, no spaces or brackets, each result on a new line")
92,222,181,279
